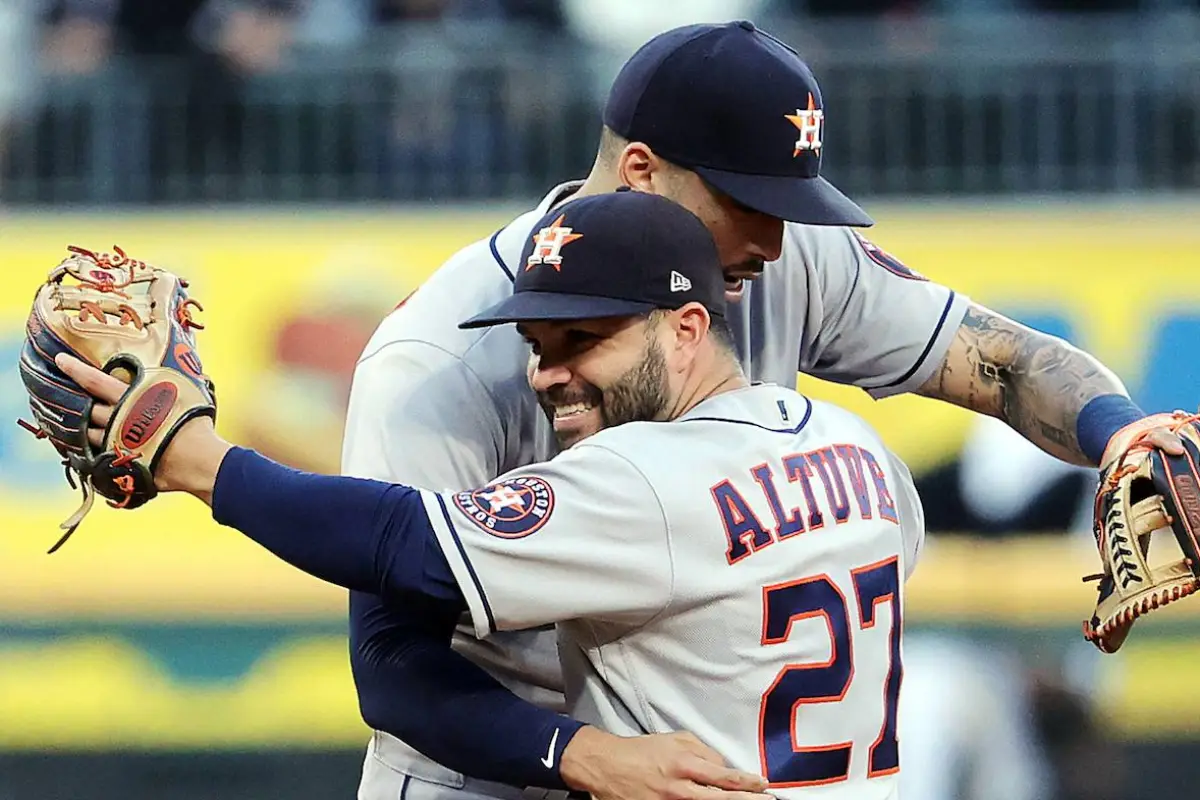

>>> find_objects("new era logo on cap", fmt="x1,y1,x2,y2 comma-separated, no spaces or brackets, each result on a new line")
670,271,692,292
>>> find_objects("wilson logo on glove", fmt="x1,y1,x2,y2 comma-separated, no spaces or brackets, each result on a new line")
16,245,217,553
120,382,179,448
174,344,205,379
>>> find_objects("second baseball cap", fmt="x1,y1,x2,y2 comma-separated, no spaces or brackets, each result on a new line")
603,20,872,228
459,190,725,330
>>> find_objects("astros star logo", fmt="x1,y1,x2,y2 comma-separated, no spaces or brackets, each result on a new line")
453,476,557,539
527,215,583,271
785,93,824,157
480,484,530,514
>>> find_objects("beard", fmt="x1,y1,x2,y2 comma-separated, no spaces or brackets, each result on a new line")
600,338,671,431
537,337,671,448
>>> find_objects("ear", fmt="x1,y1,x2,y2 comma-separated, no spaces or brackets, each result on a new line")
617,142,668,193
669,303,712,364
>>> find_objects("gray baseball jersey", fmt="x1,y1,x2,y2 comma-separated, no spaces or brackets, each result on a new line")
341,181,968,794
421,384,923,800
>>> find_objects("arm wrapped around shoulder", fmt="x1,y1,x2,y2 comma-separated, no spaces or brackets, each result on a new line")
1084,412,1200,652
17,245,216,553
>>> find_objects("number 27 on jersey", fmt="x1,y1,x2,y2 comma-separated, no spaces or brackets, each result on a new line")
761,557,902,788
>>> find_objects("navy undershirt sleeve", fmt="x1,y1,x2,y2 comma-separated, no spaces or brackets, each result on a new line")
211,446,459,602
210,447,586,787
350,591,583,789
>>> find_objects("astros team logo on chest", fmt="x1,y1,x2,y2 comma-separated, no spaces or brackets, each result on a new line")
454,476,556,538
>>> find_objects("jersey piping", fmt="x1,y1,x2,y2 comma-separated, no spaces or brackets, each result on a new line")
869,290,959,391
488,228,515,283
679,395,814,435
431,493,498,634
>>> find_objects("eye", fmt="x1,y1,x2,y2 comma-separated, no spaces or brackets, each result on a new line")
564,329,601,349
725,194,758,216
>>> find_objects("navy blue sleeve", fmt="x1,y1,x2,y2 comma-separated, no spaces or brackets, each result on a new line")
350,591,584,789
211,447,460,602
210,447,589,788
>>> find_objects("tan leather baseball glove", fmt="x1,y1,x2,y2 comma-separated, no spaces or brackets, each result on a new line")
1083,411,1200,652
17,245,216,552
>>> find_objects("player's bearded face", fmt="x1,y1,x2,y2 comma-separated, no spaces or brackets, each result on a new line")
535,335,670,450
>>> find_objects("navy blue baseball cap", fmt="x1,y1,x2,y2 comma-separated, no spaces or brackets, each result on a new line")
603,20,872,228
460,191,726,329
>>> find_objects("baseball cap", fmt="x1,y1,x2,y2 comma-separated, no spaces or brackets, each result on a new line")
459,190,726,330
603,20,872,228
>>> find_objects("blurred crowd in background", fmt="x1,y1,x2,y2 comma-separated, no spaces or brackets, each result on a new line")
1,3,1198,800
0,0,1198,203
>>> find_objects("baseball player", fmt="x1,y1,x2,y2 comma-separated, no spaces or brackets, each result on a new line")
57,190,926,800
325,19,1185,800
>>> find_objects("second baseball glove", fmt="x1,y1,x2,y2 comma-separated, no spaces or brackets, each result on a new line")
1083,411,1200,652
17,245,217,552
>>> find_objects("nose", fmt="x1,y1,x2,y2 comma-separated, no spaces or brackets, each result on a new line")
528,358,572,394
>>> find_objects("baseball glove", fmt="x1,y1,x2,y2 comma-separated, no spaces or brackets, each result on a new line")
17,245,216,553
1082,411,1200,652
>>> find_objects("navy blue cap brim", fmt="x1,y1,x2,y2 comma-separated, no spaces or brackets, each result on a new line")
695,167,874,227
459,291,659,330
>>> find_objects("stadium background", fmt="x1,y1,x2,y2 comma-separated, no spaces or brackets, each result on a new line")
1,2,1199,799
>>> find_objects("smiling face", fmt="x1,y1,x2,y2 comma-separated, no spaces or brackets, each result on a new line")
519,314,674,450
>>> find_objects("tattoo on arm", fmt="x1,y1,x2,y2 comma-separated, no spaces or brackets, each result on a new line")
918,304,1128,465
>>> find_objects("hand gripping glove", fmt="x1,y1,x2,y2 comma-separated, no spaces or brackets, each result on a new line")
1083,411,1200,652
17,245,216,553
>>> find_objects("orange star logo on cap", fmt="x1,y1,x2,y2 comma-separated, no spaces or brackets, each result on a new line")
526,214,584,271
785,93,824,157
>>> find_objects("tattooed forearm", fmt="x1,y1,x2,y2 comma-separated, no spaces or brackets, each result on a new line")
917,304,1128,465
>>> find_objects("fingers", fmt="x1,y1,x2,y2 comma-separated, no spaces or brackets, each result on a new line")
55,353,128,404
679,756,767,793
91,403,113,429
664,733,769,793
55,354,119,445
1144,429,1186,456
692,790,775,800
670,732,725,762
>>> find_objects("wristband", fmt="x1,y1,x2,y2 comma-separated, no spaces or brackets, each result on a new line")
1077,394,1147,465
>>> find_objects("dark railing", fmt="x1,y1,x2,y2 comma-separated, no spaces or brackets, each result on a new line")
3,13,1198,205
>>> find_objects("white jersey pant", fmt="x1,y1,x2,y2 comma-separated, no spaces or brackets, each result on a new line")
357,732,576,800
